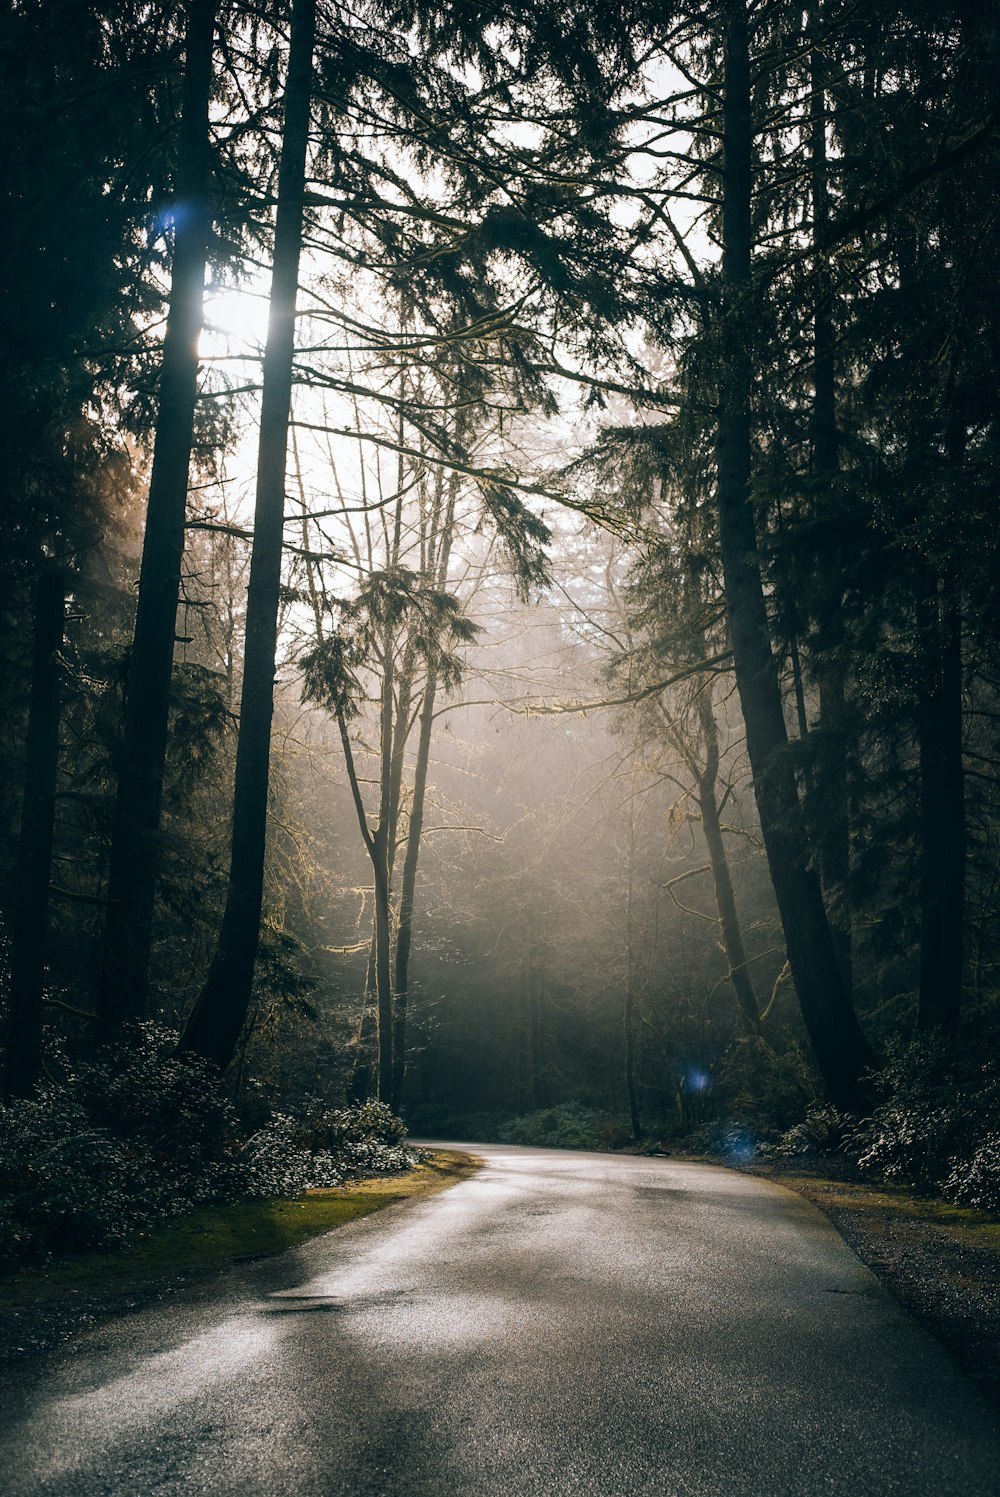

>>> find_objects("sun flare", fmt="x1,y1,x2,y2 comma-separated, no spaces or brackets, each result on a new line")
201,285,271,357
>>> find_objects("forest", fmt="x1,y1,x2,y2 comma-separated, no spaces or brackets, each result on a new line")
2,0,999,1264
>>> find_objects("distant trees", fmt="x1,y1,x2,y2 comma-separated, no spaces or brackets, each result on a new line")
2,0,998,1134
502,0,1000,1106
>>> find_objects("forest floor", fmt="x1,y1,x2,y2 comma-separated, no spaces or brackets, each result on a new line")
0,1150,479,1365
739,1158,1000,1411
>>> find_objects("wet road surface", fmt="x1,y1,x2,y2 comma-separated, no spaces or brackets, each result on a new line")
1,1145,998,1496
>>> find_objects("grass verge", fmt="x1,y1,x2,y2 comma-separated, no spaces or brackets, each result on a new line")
0,1150,479,1313
750,1166,1000,1253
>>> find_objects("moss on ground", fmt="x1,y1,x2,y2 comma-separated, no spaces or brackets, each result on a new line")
771,1171,1000,1253
0,1150,479,1311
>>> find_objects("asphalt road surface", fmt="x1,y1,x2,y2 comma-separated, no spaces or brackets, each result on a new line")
1,1145,998,1497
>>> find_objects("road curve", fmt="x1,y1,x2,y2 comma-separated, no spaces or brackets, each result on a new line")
0,1145,997,1496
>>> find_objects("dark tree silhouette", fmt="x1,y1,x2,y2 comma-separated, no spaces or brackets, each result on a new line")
179,0,317,1071
97,0,218,1041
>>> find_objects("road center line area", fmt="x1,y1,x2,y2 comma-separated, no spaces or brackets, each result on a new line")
1,1147,997,1497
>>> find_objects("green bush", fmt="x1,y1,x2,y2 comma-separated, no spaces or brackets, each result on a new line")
0,1027,238,1265
239,1102,415,1196
75,1025,239,1210
767,1105,853,1158
850,1037,997,1193
0,1028,416,1267
499,1102,630,1150
0,1092,148,1264
300,1099,407,1153
759,1037,1000,1213
946,1135,1000,1213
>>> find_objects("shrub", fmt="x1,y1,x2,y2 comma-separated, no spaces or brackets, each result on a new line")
0,1029,417,1267
75,1024,239,1211
712,1037,817,1137
814,1037,1000,1211
239,1114,324,1198
945,1135,1000,1213
850,1037,990,1192
0,1091,148,1265
768,1105,853,1158
237,1103,416,1196
0,1026,241,1265
694,1120,760,1162
300,1099,407,1154
499,1102,630,1150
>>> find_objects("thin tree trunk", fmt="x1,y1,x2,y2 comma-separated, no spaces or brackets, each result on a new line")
694,690,761,1034
389,473,459,1113
717,1,873,1110
96,0,216,1041
372,822,393,1101
179,0,316,1069
389,659,436,1114
370,605,397,1102
623,802,643,1139
4,575,65,1098
347,931,377,1103
916,577,964,1034
810,13,853,992
530,961,545,1109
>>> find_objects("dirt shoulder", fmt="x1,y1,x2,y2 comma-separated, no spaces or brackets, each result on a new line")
0,1149,479,1365
743,1160,1000,1410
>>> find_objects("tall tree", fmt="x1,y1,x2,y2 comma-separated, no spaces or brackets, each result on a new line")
299,470,477,1104
390,460,462,1111
713,0,873,1109
96,0,218,1041
4,576,65,1098
179,0,317,1071
807,7,853,992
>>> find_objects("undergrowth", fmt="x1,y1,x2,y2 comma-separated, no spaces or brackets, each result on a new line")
761,1036,1000,1212
0,1025,418,1268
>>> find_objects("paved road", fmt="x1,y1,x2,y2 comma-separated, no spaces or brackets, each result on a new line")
1,1146,998,1496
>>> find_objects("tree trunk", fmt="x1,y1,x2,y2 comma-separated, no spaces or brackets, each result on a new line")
372,821,394,1102
178,0,316,1069
390,661,436,1114
530,961,546,1109
96,0,217,1042
4,575,65,1098
716,1,873,1111
347,932,377,1103
623,805,642,1140
694,691,761,1034
390,473,459,1113
809,14,853,993
916,578,964,1035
